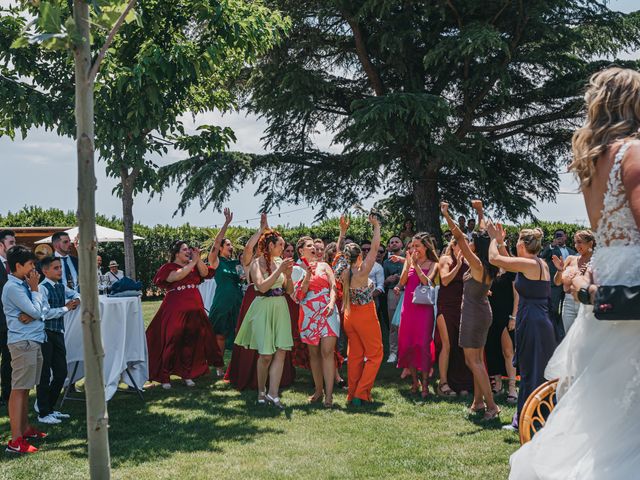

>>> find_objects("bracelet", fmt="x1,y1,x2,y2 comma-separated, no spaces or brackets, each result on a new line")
508,315,515,320
497,242,505,249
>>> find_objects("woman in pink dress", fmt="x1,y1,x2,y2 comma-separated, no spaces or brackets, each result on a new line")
293,236,339,407
397,233,439,398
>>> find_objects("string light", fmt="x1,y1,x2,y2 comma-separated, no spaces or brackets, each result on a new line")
210,206,313,229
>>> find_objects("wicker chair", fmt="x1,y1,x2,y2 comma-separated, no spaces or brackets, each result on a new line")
519,378,559,445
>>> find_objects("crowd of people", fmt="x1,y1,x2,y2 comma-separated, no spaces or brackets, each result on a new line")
1,67,638,480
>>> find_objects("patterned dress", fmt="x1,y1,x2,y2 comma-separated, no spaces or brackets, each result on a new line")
293,263,340,345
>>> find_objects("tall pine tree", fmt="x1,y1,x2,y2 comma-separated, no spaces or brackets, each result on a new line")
160,0,640,234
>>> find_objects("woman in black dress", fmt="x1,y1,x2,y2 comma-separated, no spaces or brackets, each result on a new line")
486,267,518,404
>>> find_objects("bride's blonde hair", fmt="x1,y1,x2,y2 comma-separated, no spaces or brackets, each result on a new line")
571,67,640,186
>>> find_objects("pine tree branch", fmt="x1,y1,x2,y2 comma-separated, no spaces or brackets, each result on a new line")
473,102,581,135
87,0,136,83
339,8,384,96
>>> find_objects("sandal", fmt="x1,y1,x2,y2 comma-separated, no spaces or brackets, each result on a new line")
437,382,457,397
257,391,267,405
490,376,499,394
323,399,334,409
507,379,518,404
468,402,486,414
483,407,501,421
265,393,285,410
308,392,324,404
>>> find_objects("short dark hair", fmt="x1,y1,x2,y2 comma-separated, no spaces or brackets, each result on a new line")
40,256,61,270
7,245,36,272
361,240,372,247
52,232,70,243
0,230,15,243
554,229,566,235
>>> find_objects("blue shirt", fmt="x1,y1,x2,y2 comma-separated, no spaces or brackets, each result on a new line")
1,275,46,344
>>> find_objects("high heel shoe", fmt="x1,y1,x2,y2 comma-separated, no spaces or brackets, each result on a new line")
483,406,501,421
257,391,267,405
308,392,324,404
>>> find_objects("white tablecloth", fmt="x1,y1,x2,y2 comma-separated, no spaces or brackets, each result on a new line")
64,296,149,400
198,278,217,314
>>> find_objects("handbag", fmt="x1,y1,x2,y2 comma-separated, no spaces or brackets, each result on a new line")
594,285,640,320
412,281,436,305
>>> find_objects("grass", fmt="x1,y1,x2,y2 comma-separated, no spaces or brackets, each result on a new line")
0,300,519,479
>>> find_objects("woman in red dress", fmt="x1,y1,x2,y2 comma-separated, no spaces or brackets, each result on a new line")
146,241,223,389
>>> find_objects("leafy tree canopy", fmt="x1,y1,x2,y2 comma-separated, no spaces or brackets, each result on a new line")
160,0,640,235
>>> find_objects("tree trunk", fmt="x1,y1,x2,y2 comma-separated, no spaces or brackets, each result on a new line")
73,1,111,478
412,165,442,243
120,167,138,280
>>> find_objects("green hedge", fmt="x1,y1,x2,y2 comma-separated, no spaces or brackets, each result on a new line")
1,206,586,297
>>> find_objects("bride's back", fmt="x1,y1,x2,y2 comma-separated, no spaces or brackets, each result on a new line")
571,68,640,243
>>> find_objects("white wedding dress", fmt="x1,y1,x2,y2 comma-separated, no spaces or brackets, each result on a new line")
509,143,640,479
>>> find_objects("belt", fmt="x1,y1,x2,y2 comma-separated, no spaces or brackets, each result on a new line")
255,288,286,297
167,284,198,293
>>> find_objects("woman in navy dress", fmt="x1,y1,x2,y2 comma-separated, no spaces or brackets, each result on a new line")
487,223,557,429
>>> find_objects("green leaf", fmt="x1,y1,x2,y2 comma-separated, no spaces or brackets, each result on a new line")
37,1,62,33
10,36,29,49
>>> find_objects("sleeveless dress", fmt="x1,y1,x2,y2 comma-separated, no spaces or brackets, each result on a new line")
146,263,223,383
397,266,435,372
234,257,294,355
510,142,640,479
459,272,492,348
486,271,517,376
436,258,473,392
209,256,243,349
511,263,557,428
293,263,340,345
223,282,296,390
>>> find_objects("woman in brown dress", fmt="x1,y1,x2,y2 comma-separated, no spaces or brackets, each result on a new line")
436,238,473,395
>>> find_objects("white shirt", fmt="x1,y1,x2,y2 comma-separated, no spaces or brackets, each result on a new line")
559,246,570,259
55,251,79,291
106,270,124,282
369,262,385,294
0,255,8,274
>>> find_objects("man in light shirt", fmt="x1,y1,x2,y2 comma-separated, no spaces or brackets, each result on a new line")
52,232,79,292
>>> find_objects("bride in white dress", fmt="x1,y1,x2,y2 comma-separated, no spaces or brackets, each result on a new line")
509,67,640,479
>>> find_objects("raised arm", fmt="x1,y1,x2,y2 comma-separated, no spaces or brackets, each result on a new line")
471,199,487,231
486,221,541,276
243,213,268,268
440,202,482,273
208,207,233,269
336,214,350,254
361,215,381,276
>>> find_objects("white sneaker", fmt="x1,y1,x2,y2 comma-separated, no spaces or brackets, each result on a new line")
184,379,196,387
34,400,39,414
38,414,62,425
52,411,70,419
502,424,517,432
387,353,397,363
161,383,172,390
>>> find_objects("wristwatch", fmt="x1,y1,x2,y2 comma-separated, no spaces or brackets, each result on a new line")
577,287,592,305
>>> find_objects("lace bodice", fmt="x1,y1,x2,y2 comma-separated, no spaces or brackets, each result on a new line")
595,142,640,248
592,142,640,286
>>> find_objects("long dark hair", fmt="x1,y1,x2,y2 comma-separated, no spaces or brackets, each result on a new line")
412,232,439,262
472,231,498,282
169,240,187,262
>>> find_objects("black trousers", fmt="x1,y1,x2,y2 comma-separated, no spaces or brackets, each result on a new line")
36,330,67,416
0,329,11,402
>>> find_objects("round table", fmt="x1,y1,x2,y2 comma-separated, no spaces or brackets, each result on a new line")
63,295,148,401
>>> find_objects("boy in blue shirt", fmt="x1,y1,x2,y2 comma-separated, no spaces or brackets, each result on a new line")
1,245,47,454
36,256,80,425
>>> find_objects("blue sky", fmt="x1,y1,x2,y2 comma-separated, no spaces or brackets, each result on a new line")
1,0,637,229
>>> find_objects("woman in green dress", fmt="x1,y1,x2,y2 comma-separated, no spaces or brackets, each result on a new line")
234,229,295,408
207,208,242,375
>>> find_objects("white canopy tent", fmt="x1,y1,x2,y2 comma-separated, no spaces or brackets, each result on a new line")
35,225,144,244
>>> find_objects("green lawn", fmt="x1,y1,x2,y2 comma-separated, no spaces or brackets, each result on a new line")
0,300,519,479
